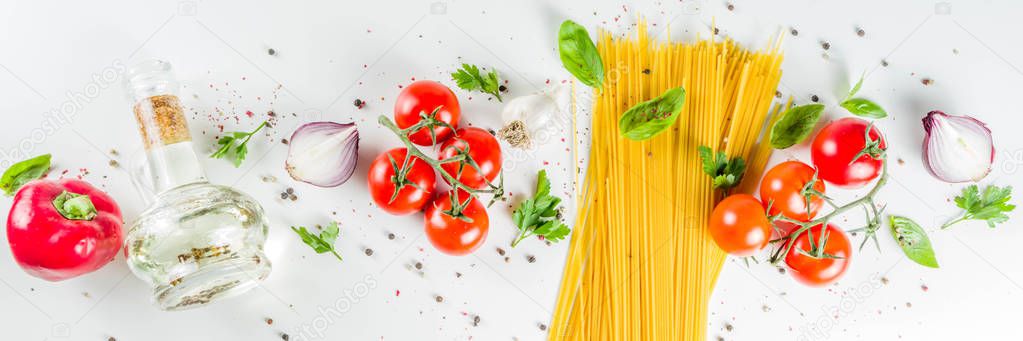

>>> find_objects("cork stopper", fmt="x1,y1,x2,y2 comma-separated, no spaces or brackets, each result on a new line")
134,94,191,150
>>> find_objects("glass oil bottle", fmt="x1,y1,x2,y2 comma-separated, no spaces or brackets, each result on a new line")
122,60,271,311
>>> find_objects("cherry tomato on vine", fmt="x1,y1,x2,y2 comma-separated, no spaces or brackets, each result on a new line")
784,223,851,287
394,80,461,146
367,148,436,215
708,194,771,256
424,191,489,256
438,127,502,189
811,117,887,188
759,161,826,222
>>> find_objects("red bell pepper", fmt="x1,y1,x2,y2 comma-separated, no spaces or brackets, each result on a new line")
6,179,123,281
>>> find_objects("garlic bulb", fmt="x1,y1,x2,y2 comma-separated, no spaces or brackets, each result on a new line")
921,110,994,183
498,85,571,148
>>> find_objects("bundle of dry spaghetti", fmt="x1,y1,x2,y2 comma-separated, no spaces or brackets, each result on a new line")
551,23,784,340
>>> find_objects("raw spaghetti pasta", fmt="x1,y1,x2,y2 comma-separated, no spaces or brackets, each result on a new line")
551,22,784,340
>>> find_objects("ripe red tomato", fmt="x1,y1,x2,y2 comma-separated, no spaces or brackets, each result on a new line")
394,80,461,146
811,117,886,188
708,194,771,256
784,223,851,286
424,191,489,256
438,127,502,189
759,161,826,221
367,148,436,215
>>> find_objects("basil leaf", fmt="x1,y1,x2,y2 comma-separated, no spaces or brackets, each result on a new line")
619,87,686,141
558,20,604,88
0,154,51,196
889,216,939,268
840,98,887,119
845,74,864,100
769,104,825,149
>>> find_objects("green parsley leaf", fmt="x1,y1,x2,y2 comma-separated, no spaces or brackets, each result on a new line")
210,121,267,167
0,154,51,196
534,220,570,243
451,63,503,102
511,170,571,247
697,146,746,190
889,215,939,268
943,184,1015,229
769,103,825,149
291,222,343,262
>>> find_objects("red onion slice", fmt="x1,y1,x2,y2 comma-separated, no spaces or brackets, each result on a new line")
286,121,359,187
922,110,994,183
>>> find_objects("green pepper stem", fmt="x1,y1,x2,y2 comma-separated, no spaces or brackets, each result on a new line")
52,190,98,221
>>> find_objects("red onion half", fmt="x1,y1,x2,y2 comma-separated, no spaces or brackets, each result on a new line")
922,110,994,183
286,121,359,187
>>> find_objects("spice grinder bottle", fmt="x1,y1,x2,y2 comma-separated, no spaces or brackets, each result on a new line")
123,60,271,311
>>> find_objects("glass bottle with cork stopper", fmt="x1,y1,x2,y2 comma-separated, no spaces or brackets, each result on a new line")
123,60,271,311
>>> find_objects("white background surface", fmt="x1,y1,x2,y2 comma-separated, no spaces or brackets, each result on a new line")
1,0,1021,340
